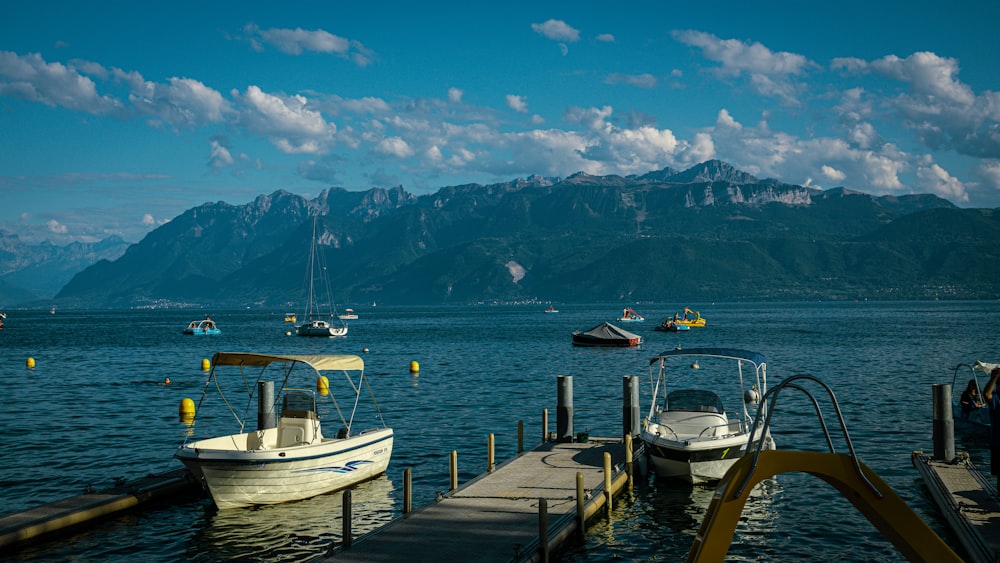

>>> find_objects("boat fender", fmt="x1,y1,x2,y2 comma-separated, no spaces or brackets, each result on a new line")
179,397,196,424
317,375,329,395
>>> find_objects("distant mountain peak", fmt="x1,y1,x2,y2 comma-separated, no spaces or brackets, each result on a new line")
670,160,759,185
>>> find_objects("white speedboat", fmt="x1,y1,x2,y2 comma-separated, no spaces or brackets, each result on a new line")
175,352,393,509
640,347,774,484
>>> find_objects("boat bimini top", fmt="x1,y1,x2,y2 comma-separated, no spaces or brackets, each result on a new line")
211,352,364,372
648,347,765,369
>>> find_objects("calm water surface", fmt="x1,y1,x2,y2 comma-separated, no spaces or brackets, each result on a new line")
1,301,997,561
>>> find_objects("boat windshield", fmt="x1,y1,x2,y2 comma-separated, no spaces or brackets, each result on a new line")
667,389,724,413
282,390,317,418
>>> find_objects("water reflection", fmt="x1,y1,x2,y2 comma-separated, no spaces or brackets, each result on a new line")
191,476,395,561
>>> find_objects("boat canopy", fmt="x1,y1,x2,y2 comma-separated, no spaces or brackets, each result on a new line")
580,322,641,340
211,352,364,372
649,347,765,368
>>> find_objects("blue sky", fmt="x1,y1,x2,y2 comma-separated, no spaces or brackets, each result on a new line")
2,1,999,244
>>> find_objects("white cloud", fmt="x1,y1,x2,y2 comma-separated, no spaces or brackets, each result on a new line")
531,19,580,42
243,24,374,66
234,85,334,154
715,109,741,129
821,165,846,182
506,94,528,113
47,219,68,234
126,75,229,127
672,30,813,105
604,73,658,89
0,51,121,114
375,136,414,158
208,139,234,169
915,161,969,202
448,87,463,103
596,33,615,43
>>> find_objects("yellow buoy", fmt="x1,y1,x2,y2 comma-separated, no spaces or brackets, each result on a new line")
179,397,196,424
317,375,329,395
201,358,211,371
409,360,419,373
26,357,35,369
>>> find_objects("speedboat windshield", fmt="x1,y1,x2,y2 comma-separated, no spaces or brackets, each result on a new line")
667,389,724,413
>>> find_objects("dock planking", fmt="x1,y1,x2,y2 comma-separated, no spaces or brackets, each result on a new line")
912,452,1000,563
0,467,199,551
328,437,631,562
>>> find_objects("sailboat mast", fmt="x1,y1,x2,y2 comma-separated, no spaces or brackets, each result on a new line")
306,215,317,319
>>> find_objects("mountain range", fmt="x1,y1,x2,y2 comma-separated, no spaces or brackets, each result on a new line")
4,160,999,308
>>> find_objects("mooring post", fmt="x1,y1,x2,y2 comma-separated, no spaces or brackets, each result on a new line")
557,375,574,442
603,452,612,513
575,472,585,538
488,433,495,472
450,450,458,491
342,489,352,550
625,434,634,492
518,420,524,454
622,375,640,439
542,408,549,443
403,468,412,515
538,497,549,563
257,380,275,430
932,383,955,461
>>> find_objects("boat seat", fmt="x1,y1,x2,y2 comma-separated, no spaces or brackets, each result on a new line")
277,416,319,447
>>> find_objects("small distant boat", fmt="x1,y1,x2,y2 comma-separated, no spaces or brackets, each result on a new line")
617,307,645,322
0,311,5,329
284,313,297,323
297,216,348,338
572,322,642,347
184,318,220,335
338,308,359,320
673,307,706,327
50,306,56,315
654,318,690,332
544,305,559,313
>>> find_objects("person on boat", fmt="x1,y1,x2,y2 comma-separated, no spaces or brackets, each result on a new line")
982,367,1000,491
960,379,984,418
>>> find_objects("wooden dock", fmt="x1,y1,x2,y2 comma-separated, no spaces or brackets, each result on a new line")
327,437,633,562
912,451,1000,563
0,467,200,552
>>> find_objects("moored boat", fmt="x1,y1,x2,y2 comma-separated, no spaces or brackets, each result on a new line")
654,318,690,332
183,317,220,335
338,308,358,320
174,352,393,509
544,305,559,313
284,312,297,323
673,307,706,327
297,216,348,338
617,307,645,322
572,322,642,347
951,360,998,435
640,347,774,484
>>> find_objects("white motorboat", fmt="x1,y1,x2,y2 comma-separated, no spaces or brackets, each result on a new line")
297,215,348,338
640,347,774,484
175,352,393,509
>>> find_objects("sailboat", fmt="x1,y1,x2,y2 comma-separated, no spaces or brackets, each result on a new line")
296,216,348,338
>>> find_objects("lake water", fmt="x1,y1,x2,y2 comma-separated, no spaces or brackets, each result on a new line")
1,301,996,561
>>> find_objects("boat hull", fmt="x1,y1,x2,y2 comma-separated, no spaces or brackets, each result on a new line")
571,333,641,347
176,428,393,509
296,321,348,337
641,423,773,484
